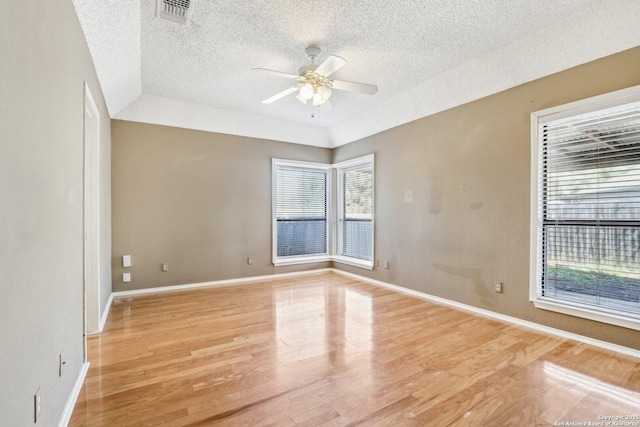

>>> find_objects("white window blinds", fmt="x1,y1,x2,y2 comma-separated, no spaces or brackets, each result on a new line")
273,155,375,268
535,98,640,320
274,164,328,258
338,164,374,261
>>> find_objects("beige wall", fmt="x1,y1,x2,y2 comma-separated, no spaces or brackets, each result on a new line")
111,121,331,292
111,47,640,350
333,46,640,350
0,0,112,425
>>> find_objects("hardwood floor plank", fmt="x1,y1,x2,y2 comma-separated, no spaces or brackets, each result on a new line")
69,272,640,426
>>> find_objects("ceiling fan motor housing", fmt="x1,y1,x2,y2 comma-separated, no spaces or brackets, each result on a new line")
298,64,316,75
305,45,322,61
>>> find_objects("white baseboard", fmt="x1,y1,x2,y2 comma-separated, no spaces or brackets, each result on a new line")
331,269,640,360
112,268,332,298
99,293,113,332
87,293,114,336
58,362,90,427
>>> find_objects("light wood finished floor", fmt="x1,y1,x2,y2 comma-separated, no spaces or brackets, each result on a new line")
70,272,640,426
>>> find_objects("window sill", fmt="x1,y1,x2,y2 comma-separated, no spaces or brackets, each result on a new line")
273,255,373,270
332,256,373,270
273,255,331,267
532,298,640,331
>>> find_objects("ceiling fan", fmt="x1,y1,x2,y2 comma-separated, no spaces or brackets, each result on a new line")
253,46,378,109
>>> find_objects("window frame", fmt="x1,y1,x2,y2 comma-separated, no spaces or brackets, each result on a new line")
272,159,331,267
334,154,375,269
272,155,375,269
530,84,640,331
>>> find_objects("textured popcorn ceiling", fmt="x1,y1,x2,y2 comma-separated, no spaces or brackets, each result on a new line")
72,0,141,115
74,0,640,148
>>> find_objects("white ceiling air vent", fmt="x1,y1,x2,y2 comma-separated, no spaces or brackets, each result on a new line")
156,0,196,25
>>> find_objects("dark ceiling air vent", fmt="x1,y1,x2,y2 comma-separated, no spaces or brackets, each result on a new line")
156,0,196,25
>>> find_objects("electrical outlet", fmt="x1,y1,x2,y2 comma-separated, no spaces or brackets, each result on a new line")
123,272,131,282
384,261,390,269
59,351,66,377
34,388,41,424
494,281,503,293
247,257,253,265
162,263,168,272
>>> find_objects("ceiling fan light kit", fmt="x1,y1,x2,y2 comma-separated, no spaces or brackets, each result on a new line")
299,83,314,100
254,45,378,110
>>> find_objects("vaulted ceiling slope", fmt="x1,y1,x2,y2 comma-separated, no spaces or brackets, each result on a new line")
73,0,640,148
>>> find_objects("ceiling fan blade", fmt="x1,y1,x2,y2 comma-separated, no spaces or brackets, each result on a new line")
262,86,299,104
331,79,378,95
252,68,301,80
314,55,346,77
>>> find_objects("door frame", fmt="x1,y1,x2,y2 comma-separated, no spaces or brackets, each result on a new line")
83,82,101,357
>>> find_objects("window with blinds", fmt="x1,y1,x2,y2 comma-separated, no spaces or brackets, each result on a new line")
274,163,328,260
532,87,640,328
273,155,375,268
337,159,374,262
